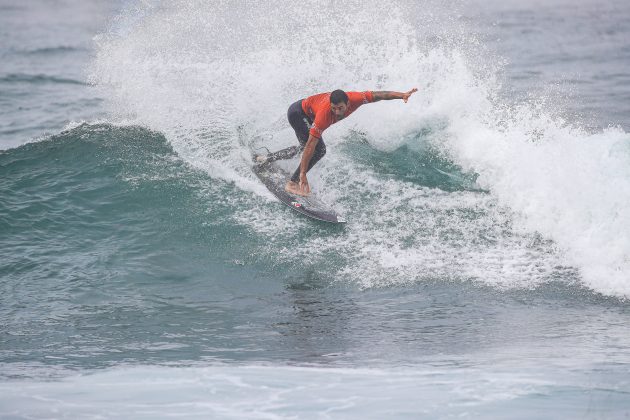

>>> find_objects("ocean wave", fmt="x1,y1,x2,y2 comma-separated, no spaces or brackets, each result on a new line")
0,122,572,297
4,0,625,297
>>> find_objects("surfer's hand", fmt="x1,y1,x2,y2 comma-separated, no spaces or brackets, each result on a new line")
402,88,418,103
299,172,310,195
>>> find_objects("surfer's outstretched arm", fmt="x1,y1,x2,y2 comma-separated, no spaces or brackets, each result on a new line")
372,88,418,103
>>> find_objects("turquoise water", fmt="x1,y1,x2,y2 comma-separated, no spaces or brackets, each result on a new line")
2,0,630,418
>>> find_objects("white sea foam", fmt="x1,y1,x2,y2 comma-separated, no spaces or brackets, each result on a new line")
0,364,557,419
89,1,630,297
3,361,629,419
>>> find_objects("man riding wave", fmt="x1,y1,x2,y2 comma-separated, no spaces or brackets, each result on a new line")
256,88,418,196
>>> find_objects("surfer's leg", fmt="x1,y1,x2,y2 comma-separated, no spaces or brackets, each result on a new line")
287,99,310,142
259,145,302,163
258,100,309,164
289,137,326,182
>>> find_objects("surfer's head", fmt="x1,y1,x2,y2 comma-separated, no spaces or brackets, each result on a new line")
330,89,349,119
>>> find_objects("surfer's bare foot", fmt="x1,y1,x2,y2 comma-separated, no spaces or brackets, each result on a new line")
285,181,309,196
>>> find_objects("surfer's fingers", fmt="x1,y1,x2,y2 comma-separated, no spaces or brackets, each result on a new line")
403,88,417,103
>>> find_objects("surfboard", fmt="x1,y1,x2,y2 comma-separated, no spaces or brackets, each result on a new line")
252,161,346,224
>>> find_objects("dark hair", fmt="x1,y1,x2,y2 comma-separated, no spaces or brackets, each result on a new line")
330,89,349,104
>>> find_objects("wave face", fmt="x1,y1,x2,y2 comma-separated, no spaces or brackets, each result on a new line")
1,0,627,300
86,0,630,297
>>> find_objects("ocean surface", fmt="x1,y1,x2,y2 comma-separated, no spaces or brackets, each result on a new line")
1,0,630,418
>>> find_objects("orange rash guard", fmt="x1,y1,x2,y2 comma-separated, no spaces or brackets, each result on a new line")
301,91,374,139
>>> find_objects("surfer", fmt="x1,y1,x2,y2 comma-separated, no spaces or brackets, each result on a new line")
256,88,418,196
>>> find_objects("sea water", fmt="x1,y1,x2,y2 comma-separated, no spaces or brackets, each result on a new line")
1,0,630,418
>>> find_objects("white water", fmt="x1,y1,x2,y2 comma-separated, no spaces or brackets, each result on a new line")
89,0,630,298
1,363,621,419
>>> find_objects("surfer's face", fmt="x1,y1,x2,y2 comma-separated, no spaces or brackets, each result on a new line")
331,101,348,119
